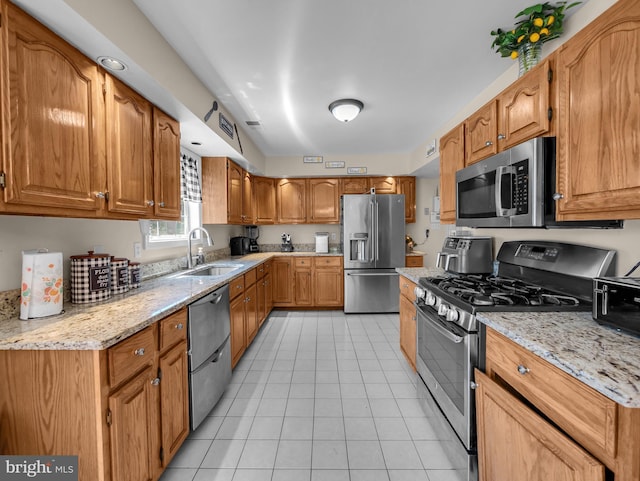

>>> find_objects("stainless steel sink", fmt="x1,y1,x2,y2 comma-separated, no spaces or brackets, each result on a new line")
185,265,241,276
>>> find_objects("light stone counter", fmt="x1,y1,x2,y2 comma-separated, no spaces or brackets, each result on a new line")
396,267,443,284
0,252,341,351
478,311,640,407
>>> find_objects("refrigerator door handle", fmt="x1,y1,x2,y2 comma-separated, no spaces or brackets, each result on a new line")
375,200,380,262
369,201,375,263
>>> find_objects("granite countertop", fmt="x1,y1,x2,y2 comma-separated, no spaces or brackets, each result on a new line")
478,311,640,407
396,267,443,284
0,252,342,351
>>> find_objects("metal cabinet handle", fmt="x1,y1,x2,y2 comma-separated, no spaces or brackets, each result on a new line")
95,192,106,198
517,365,530,375
485,140,493,146
134,348,145,356
146,200,155,206
151,377,160,386
552,192,564,201
158,201,165,207
175,323,184,330
497,134,506,140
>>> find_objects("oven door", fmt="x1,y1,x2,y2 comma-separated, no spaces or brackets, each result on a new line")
416,304,478,450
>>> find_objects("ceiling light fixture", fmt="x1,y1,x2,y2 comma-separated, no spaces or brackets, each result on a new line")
328,99,364,123
97,56,127,71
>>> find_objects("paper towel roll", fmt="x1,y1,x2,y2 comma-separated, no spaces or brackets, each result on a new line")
20,250,64,320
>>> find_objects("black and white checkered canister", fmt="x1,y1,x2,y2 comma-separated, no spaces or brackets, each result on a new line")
70,252,111,304
110,257,129,294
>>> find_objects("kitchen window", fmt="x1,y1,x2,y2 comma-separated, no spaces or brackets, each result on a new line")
139,151,203,249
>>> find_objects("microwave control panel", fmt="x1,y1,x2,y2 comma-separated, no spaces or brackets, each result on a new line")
512,159,529,214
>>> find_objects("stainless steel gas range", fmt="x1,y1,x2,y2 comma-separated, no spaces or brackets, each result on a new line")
414,240,617,481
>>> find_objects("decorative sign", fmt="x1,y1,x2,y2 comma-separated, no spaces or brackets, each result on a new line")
219,112,234,139
347,167,367,174
325,161,345,169
89,266,110,292
303,155,323,163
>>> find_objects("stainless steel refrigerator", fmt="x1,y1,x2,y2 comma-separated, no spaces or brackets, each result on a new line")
342,193,405,313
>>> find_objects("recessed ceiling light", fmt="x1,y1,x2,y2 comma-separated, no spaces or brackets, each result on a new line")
97,56,127,71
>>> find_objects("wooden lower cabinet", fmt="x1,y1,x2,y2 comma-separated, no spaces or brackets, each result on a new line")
245,282,259,344
479,327,640,481
398,276,417,371
0,308,189,481
272,257,294,305
230,289,247,368
475,369,604,481
294,258,313,306
272,256,343,308
313,256,343,307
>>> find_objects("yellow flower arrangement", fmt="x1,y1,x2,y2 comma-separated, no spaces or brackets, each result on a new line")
490,2,580,59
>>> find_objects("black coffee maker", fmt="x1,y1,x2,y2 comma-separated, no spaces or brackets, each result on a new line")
245,225,260,252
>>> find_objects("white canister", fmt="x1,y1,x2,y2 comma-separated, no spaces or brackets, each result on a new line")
70,251,111,304
315,232,329,253
110,257,129,294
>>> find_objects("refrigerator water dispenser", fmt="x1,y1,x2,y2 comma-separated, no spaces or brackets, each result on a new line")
349,233,369,262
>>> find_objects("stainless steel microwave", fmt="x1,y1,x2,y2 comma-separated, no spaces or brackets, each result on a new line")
455,137,622,229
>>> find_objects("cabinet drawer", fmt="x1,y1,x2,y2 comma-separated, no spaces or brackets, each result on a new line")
108,326,156,387
159,309,187,351
263,261,272,273
229,276,245,299
314,256,342,268
244,268,257,286
294,257,312,268
486,328,617,459
257,263,266,277
405,255,423,267
399,277,417,300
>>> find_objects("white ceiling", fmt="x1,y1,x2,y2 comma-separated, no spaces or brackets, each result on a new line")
131,0,556,158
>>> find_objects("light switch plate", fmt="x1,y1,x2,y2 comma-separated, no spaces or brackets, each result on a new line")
133,242,142,259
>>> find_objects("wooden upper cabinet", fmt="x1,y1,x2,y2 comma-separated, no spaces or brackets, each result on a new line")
242,170,254,224
369,176,397,194
276,178,306,223
227,160,244,224
253,176,276,224
341,177,369,194
555,0,640,221
152,108,181,220
465,101,498,165
307,178,340,224
0,0,106,214
105,76,154,217
498,58,553,151
439,123,465,224
397,176,416,223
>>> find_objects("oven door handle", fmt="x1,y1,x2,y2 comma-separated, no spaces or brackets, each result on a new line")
495,165,517,217
421,312,464,343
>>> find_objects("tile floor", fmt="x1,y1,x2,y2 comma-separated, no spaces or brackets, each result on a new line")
160,310,461,481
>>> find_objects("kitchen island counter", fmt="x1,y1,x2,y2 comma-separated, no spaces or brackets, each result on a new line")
478,311,640,407
0,252,341,351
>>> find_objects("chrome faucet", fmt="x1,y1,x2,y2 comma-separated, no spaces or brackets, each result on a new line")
187,227,213,268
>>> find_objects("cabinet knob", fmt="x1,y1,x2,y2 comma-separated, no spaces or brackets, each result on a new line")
158,201,166,207
175,323,184,330
146,200,155,206
517,365,530,375
95,191,106,199
497,134,506,140
485,140,493,146
151,377,160,386
470,381,479,389
134,348,146,356
552,192,564,201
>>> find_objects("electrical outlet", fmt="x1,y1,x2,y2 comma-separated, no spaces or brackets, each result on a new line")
133,242,142,259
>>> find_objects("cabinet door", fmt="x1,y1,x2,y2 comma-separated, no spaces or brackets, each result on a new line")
465,101,497,165
230,294,246,368
497,59,552,151
153,108,181,219
245,283,259,344
108,367,157,481
399,294,416,371
158,341,189,468
227,160,244,224
314,268,343,307
439,123,465,224
369,177,397,194
341,177,369,194
264,272,273,317
307,178,340,223
105,76,154,217
397,176,416,223
257,275,266,327
1,1,105,214
253,176,276,224
271,257,293,305
475,369,605,481
276,178,307,223
242,170,254,224
294,268,312,306
555,0,640,221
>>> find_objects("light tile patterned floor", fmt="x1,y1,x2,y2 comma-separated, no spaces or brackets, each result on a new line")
160,310,461,481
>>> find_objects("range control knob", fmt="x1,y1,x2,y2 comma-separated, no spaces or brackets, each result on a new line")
446,308,459,322
414,287,426,301
437,303,449,317
425,291,437,306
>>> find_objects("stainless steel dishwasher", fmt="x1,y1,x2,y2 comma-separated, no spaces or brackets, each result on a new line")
188,284,231,430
